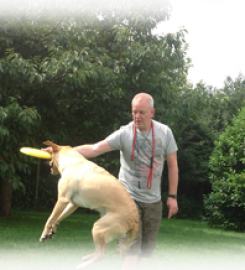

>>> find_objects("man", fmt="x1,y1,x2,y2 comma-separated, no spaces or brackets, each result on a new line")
73,93,179,269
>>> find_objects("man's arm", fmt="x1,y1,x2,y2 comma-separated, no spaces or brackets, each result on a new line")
73,140,112,158
166,151,179,219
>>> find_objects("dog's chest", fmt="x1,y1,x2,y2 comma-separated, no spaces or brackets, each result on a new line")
69,186,107,215
71,193,93,209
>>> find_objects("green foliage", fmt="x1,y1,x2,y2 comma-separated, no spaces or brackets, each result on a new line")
173,120,214,214
205,74,245,134
204,106,245,231
158,82,216,219
0,95,40,190
12,164,59,211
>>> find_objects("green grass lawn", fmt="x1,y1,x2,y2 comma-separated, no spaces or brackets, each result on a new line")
0,210,245,270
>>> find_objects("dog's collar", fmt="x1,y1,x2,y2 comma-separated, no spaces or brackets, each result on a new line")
131,120,155,189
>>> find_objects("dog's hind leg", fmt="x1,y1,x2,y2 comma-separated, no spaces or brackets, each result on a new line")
77,214,127,269
82,244,107,262
118,231,135,256
77,227,107,269
116,220,139,256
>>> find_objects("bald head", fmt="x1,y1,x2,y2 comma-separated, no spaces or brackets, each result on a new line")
131,93,155,131
132,93,154,109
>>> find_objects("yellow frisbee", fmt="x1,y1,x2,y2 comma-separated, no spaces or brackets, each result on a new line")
20,147,51,159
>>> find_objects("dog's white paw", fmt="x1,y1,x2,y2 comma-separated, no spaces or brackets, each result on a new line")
82,254,94,262
39,230,56,242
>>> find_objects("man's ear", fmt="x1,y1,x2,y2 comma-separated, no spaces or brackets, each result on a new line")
151,108,155,118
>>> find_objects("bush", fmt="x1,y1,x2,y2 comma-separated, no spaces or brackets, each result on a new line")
204,106,245,231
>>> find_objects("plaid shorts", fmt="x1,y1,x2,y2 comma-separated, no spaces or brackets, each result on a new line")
119,200,162,257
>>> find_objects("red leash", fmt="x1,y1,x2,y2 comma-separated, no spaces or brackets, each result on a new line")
131,121,155,189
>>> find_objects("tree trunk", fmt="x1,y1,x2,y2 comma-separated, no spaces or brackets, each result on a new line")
0,180,13,217
34,160,41,209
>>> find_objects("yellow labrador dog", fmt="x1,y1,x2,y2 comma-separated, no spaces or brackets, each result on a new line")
39,141,139,269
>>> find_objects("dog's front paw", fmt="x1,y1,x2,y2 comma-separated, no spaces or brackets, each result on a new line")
39,236,48,242
39,231,56,242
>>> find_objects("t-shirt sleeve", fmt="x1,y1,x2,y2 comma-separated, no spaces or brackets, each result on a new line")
105,129,124,151
166,127,178,155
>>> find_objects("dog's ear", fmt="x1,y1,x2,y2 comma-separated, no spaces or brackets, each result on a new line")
43,140,61,152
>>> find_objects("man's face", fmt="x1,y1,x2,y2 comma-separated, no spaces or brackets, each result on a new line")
132,98,155,131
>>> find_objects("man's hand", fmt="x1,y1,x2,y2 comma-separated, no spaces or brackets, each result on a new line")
41,147,53,154
167,197,178,219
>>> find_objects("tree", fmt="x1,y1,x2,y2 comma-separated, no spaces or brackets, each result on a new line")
204,105,245,231
0,98,40,216
159,82,216,219
204,74,245,135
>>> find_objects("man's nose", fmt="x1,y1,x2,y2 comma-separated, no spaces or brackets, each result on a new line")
135,112,141,118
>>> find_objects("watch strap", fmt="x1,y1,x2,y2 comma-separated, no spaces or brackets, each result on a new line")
168,194,177,199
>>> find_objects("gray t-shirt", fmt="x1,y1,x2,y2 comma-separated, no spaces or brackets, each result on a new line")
106,120,178,203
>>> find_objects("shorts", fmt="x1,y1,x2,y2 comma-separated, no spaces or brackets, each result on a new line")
119,200,163,257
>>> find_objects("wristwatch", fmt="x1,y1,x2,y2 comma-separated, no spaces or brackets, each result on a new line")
168,194,177,199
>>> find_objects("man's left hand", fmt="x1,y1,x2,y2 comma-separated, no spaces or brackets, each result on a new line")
167,197,178,219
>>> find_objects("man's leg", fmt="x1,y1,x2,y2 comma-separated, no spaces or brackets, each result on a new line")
122,255,142,270
121,200,162,269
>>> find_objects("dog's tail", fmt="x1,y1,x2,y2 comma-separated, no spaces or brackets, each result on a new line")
115,220,139,257
129,221,140,244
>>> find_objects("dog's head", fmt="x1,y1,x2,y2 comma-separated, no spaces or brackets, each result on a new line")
43,140,62,175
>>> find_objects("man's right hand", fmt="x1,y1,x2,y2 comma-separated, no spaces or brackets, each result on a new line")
41,147,53,154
